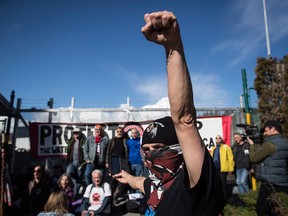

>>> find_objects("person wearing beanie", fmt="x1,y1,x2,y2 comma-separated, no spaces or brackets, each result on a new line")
113,11,224,216
248,120,288,215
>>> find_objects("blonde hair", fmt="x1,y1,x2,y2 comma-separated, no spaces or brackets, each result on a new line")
44,190,69,214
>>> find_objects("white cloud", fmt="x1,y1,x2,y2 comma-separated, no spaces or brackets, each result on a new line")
135,72,233,109
135,74,167,103
192,73,232,107
19,71,234,127
142,97,170,108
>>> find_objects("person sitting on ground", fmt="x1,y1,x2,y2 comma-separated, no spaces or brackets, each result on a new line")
113,10,224,215
57,173,75,212
38,190,75,216
21,164,51,216
81,169,112,216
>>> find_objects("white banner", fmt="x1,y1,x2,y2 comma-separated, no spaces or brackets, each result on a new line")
29,116,232,157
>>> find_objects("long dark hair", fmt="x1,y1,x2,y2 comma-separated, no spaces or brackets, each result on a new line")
58,173,74,191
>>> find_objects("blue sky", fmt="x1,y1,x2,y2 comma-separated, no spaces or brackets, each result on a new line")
1,0,287,110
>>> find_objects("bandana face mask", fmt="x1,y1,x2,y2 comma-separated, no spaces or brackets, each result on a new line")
143,144,183,184
143,144,183,211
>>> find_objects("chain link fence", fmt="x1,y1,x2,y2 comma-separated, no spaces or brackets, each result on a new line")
248,87,260,128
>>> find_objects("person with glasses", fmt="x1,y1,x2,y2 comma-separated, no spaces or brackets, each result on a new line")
112,11,224,215
83,125,109,187
105,126,130,206
210,135,234,204
21,165,51,216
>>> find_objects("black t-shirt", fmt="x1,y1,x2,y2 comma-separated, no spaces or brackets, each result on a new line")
234,142,251,170
112,137,126,158
143,149,224,216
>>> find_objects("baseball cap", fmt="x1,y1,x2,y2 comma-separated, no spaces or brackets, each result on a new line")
73,128,81,133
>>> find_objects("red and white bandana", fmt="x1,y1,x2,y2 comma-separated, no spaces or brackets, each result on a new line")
144,144,183,210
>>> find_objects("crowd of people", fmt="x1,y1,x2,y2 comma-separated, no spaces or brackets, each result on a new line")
5,10,288,216
9,123,145,216
210,120,288,216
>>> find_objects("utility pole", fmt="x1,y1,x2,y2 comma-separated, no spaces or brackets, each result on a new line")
263,0,271,59
241,69,257,191
47,98,54,123
242,69,251,125
70,97,75,123
1,90,15,215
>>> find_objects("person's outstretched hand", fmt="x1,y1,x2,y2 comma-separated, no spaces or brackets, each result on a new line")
112,170,132,184
141,11,181,46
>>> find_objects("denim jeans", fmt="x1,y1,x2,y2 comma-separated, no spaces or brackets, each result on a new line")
236,168,249,193
66,162,83,194
66,162,82,180
84,163,94,186
130,163,144,177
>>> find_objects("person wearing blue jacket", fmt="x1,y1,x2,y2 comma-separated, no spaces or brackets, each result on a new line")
126,129,144,177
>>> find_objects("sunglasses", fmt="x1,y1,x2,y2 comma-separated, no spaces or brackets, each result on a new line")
215,137,221,140
34,169,42,173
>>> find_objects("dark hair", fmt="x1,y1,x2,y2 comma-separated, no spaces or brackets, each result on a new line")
58,173,74,190
34,164,45,172
263,120,282,133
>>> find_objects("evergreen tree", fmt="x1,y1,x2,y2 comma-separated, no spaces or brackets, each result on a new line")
254,55,288,136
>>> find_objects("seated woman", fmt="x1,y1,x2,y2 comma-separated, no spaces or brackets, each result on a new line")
38,190,75,216
58,173,75,211
81,169,112,216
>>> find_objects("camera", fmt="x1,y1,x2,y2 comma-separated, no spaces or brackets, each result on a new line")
236,124,263,144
